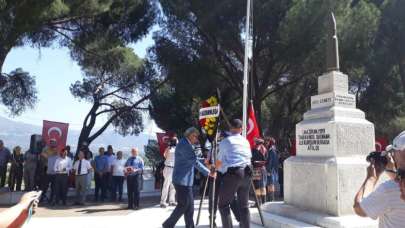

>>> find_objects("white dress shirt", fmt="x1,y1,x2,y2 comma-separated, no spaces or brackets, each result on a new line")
73,159,92,175
112,158,126,177
54,156,72,174
164,147,176,167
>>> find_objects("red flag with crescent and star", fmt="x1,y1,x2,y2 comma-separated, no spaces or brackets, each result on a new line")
42,120,69,153
247,103,260,148
156,132,171,156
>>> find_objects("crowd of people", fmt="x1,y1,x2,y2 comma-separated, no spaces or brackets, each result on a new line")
4,123,404,228
0,139,144,210
0,120,288,228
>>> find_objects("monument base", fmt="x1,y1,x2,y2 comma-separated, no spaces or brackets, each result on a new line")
251,202,378,228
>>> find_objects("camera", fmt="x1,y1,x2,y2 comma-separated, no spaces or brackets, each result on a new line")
366,151,388,167
169,138,177,147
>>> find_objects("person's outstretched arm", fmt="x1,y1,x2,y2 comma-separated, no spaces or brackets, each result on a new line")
353,163,383,217
0,191,40,228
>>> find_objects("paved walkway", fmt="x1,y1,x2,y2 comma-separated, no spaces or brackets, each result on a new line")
24,200,262,228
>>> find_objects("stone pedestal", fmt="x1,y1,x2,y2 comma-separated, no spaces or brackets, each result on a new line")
259,71,378,227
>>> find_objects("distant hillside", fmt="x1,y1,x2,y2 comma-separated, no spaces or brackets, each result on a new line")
0,116,154,154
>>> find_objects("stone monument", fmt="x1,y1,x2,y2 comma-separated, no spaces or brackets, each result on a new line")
253,13,379,228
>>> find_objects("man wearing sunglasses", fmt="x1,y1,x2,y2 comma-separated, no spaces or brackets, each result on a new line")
353,131,405,228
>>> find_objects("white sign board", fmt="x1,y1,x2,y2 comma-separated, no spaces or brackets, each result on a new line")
296,123,334,156
311,92,355,109
199,105,220,120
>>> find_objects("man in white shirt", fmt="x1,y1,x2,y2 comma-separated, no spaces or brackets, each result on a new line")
160,138,177,208
111,151,126,201
354,131,405,228
73,150,93,205
53,148,72,206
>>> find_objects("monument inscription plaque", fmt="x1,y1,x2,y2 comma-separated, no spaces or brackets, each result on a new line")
311,92,356,109
297,124,334,156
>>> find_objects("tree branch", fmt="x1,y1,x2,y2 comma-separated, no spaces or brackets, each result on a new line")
88,79,169,142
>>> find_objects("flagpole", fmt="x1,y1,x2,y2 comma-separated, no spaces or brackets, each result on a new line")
242,0,252,137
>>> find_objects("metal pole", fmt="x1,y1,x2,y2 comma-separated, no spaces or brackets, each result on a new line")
210,162,216,228
242,0,252,137
196,175,210,226
251,180,265,226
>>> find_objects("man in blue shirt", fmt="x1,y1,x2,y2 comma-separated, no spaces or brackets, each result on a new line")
0,140,11,188
124,148,144,210
163,127,214,228
93,147,108,201
216,119,252,228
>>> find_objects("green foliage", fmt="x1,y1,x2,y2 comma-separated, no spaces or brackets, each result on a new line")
0,68,37,115
149,0,391,140
70,37,150,150
0,0,157,115
144,139,163,168
357,0,405,137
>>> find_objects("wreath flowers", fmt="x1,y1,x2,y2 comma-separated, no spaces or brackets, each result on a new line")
199,96,219,138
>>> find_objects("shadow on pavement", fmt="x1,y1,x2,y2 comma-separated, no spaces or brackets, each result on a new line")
76,207,128,214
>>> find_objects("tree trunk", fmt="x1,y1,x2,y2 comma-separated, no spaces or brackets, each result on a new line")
0,46,9,74
75,102,99,155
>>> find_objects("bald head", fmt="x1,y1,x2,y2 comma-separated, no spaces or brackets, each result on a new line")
131,148,139,157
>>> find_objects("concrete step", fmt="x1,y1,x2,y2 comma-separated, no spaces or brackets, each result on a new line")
251,210,320,228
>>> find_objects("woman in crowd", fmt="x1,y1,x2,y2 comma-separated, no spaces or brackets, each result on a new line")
265,137,280,202
8,146,24,191
251,138,268,205
111,151,126,202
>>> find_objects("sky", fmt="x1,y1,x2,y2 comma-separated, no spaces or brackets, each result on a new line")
0,29,161,134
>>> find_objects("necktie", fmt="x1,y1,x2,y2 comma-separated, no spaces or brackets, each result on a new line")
78,160,82,175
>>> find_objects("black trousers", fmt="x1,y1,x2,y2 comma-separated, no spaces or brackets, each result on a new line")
0,165,7,188
208,175,241,222
112,176,124,200
8,166,23,191
127,175,140,208
104,172,113,199
94,173,106,201
55,174,69,204
218,167,252,228
41,174,56,203
163,184,194,228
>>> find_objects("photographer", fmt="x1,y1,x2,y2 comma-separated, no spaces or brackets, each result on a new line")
160,137,178,208
353,131,405,227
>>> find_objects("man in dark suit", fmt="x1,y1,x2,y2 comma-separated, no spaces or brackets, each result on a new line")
163,127,215,228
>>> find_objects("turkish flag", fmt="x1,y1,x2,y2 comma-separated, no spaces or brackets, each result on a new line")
375,137,388,152
42,120,69,153
157,132,170,156
247,104,260,148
